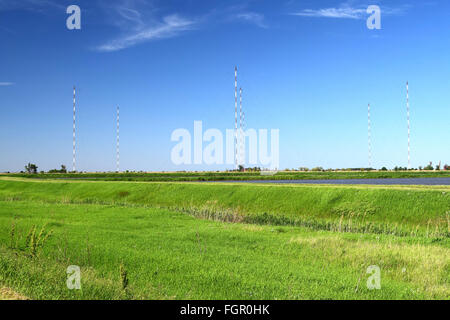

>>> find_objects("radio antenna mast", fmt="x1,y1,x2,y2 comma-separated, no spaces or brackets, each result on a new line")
368,103,372,168
239,87,244,169
116,106,120,173
406,81,411,169
234,66,238,170
72,86,76,172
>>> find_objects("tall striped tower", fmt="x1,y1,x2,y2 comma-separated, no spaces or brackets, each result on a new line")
72,86,76,172
406,81,411,169
234,66,238,170
239,87,244,169
116,106,120,173
242,110,246,170
368,103,372,168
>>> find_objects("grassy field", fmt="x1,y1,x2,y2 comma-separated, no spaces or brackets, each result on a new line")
0,178,448,300
4,170,450,182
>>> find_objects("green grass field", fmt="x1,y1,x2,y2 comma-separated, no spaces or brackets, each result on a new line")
0,178,448,300
4,170,450,182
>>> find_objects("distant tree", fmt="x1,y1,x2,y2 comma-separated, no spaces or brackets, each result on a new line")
444,164,449,171
381,167,388,171
25,163,38,174
48,165,67,174
424,162,434,170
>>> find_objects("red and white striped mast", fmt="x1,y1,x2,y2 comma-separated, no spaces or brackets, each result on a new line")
406,81,411,169
73,85,76,172
239,87,244,170
368,103,371,168
234,66,238,170
116,106,120,173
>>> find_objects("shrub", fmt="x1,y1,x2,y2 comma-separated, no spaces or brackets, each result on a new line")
424,162,434,170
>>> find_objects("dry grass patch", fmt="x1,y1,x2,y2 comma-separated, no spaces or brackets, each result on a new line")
0,287,28,300
289,235,450,298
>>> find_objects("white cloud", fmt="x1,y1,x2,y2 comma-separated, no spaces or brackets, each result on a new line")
0,82,14,86
293,7,366,19
96,14,197,52
291,2,407,20
234,12,267,28
94,0,199,52
96,2,271,52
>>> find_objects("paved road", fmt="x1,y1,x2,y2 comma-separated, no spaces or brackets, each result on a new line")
225,178,450,186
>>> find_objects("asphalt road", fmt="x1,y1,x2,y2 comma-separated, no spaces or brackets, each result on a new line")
227,178,450,186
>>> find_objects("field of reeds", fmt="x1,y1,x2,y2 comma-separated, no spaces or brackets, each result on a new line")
0,177,448,300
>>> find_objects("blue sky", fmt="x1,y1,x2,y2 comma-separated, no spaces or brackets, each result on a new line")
0,0,449,172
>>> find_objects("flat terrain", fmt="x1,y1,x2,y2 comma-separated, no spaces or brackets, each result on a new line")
233,177,450,185
4,170,450,182
0,178,448,300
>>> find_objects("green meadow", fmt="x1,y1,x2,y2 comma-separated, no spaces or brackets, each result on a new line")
4,170,450,182
0,178,448,300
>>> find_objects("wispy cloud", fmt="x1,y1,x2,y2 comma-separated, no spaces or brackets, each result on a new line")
0,0,268,52
96,1,272,52
94,0,199,52
291,2,407,20
96,14,197,52
292,6,366,19
0,82,14,86
234,12,267,28
99,0,149,31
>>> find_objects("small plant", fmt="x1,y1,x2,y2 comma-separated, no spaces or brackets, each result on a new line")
25,225,35,249
86,234,92,266
25,224,53,257
117,191,130,198
446,211,450,234
10,219,16,249
196,231,207,255
29,227,37,256
120,263,129,290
